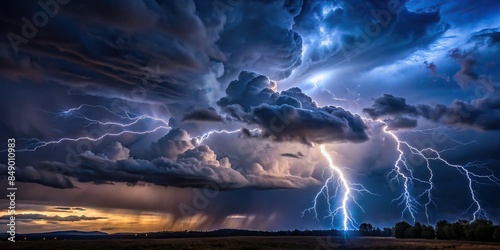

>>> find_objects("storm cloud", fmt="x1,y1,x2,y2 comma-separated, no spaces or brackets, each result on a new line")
364,92,500,130
0,213,106,222
218,71,368,144
1,0,500,232
14,129,321,190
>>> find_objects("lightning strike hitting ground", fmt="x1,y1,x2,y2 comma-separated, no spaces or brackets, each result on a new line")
302,144,374,231
7,104,500,229
383,124,500,223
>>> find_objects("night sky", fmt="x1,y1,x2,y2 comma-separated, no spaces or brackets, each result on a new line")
1,0,499,234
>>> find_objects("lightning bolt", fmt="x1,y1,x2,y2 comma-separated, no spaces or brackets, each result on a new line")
383,124,499,223
17,126,171,152
47,104,170,127
15,105,262,153
7,102,499,229
302,144,374,231
384,126,430,224
13,105,171,152
194,128,262,144
302,117,498,230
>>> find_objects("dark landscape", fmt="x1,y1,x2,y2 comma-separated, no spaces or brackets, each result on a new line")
3,236,500,250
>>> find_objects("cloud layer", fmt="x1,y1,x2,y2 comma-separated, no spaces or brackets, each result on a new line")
4,128,320,190
218,71,368,144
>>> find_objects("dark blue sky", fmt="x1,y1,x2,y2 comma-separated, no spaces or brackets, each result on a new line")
0,0,499,233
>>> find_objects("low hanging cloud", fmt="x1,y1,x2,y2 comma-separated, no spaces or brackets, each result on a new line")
449,27,500,89
218,71,369,145
0,164,75,189
54,207,87,212
364,92,500,130
281,152,305,159
182,108,224,122
7,129,320,190
363,27,500,130
0,213,106,222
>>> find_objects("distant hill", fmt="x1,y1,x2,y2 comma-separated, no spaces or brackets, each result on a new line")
1,230,109,241
30,230,108,236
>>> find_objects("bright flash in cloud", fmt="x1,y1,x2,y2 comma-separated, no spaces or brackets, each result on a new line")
322,5,339,17
309,72,329,88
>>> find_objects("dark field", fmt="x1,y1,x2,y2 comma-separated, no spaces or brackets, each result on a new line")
3,236,500,250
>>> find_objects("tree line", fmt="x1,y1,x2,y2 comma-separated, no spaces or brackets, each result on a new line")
389,219,500,242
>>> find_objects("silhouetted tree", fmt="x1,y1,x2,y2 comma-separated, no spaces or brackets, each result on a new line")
409,222,423,238
451,221,466,240
462,219,494,241
394,221,411,238
383,227,393,237
473,219,494,242
359,223,373,235
493,226,500,242
421,225,435,239
436,220,450,239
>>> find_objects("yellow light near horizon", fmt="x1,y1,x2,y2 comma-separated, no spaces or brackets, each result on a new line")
2,205,210,234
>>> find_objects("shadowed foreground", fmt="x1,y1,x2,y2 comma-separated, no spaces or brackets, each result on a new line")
3,236,500,250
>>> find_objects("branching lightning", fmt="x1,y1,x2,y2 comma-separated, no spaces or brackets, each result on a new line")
14,104,171,152
194,128,262,144
8,102,500,230
15,105,261,153
302,117,499,230
302,144,375,231
383,124,500,224
18,126,171,152
49,104,170,127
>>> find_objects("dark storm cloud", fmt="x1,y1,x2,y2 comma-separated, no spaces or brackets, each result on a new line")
364,91,500,130
182,108,224,122
44,144,250,189
0,213,105,222
364,27,500,129
251,104,368,144
424,61,437,74
218,71,368,144
287,0,448,81
384,115,418,129
0,0,303,115
363,94,419,118
216,0,303,80
413,0,500,29
54,207,71,211
54,206,86,212
0,0,230,125
418,91,500,130
0,0,309,140
468,28,500,46
147,128,197,159
448,27,500,89
1,0,500,231
450,48,478,88
0,164,74,189
281,152,304,159
12,129,319,190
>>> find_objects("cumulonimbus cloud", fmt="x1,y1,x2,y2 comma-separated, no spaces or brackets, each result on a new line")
218,71,369,145
4,128,320,190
